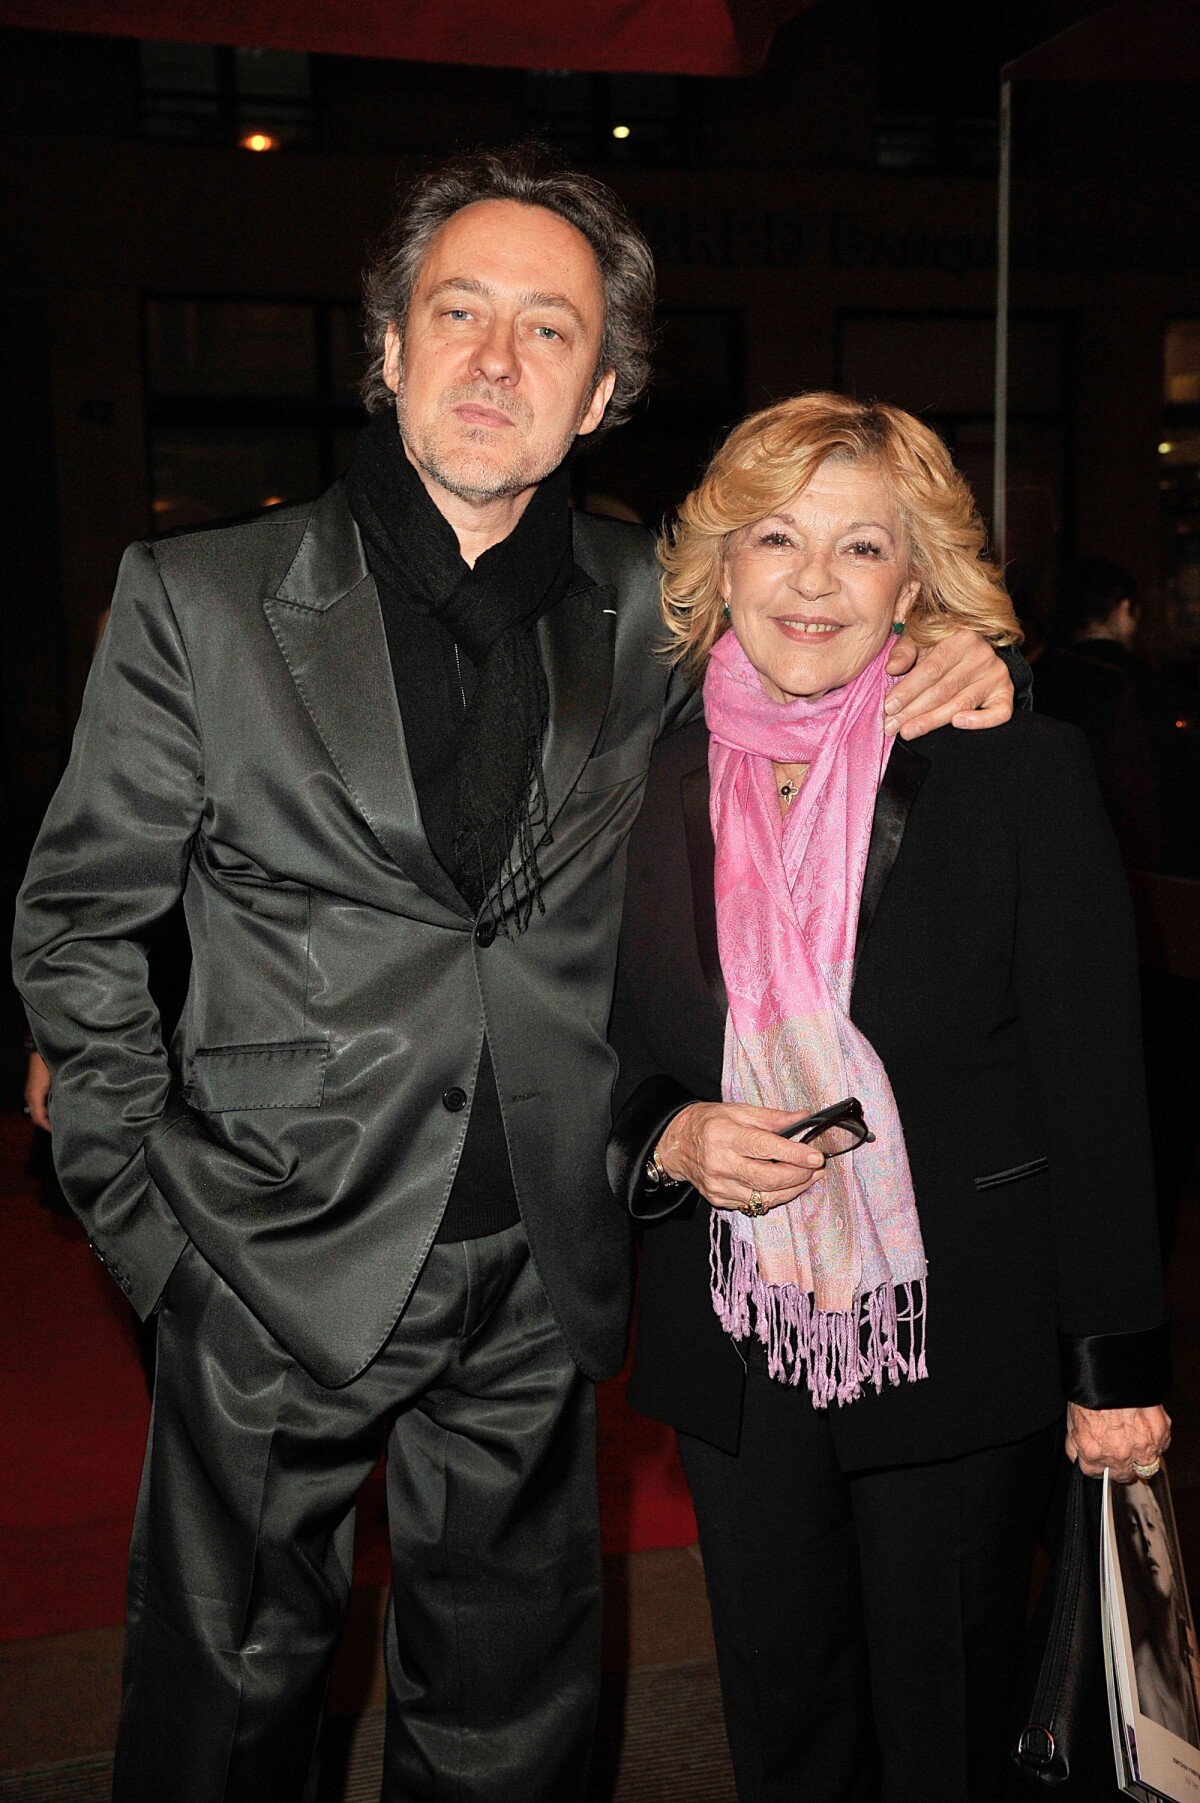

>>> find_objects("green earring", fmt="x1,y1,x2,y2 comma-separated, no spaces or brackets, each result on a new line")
722,602,731,619
891,620,906,636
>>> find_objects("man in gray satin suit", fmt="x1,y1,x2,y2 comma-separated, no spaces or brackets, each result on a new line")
13,146,1013,1801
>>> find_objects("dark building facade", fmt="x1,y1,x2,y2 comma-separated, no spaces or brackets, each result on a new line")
1,5,1199,1034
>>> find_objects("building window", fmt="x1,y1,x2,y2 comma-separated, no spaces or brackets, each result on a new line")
875,2,999,174
144,298,364,532
138,41,221,140
522,69,687,165
649,306,743,428
139,42,314,149
1165,321,1200,405
1161,321,1200,617
575,305,743,527
875,110,998,175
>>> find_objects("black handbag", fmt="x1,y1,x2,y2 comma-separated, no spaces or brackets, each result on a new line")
1013,1459,1104,1789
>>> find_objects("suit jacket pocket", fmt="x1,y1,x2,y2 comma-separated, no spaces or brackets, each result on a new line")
189,1040,329,1112
974,1156,1049,1193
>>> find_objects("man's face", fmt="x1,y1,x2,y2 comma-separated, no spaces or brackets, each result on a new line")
384,198,616,506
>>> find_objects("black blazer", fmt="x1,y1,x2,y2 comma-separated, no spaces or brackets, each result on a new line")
609,714,1169,1470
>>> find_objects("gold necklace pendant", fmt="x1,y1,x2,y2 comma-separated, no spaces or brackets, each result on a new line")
779,780,799,805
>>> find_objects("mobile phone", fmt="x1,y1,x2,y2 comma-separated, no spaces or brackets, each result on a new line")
776,1097,873,1150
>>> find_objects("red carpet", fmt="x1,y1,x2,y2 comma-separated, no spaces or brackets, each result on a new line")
0,1114,696,1643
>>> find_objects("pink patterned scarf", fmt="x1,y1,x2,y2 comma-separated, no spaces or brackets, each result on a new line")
704,629,928,1406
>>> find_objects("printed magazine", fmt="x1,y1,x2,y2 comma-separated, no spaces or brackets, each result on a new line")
1102,1461,1200,1801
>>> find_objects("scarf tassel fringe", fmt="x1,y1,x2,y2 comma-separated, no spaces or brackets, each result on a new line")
709,1216,927,1410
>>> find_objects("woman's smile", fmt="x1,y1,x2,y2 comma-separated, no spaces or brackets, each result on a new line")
772,615,844,639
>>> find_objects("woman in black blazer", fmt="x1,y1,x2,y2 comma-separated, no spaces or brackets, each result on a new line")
608,394,1170,1803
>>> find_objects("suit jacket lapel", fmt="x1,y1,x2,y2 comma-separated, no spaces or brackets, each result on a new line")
853,737,930,975
265,486,615,913
681,765,728,1020
680,732,930,1009
537,569,615,834
263,483,469,918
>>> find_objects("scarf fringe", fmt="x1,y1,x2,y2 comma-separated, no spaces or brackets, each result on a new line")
709,1213,927,1410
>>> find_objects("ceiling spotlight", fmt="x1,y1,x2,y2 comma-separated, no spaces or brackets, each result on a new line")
612,124,631,140
1159,442,1174,454
241,131,278,153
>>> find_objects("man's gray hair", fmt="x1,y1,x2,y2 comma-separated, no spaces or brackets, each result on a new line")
360,144,656,442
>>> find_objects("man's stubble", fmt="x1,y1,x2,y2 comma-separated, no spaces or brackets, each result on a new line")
392,383,582,508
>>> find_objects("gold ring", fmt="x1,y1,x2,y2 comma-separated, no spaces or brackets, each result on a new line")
1133,1458,1162,1480
742,1190,767,1218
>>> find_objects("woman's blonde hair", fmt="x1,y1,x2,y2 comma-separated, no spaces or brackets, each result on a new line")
659,391,1020,681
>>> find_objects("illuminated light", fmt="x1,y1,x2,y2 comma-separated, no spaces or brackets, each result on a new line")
1177,718,1190,730
263,494,285,507
151,498,172,513
1159,442,1174,454
241,131,278,153
612,124,631,140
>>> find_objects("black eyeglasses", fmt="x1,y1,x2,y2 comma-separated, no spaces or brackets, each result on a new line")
778,1096,874,1159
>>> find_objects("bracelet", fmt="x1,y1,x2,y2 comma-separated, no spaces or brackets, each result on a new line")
643,1147,680,1191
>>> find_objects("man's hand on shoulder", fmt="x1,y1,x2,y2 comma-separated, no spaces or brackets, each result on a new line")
884,629,1014,740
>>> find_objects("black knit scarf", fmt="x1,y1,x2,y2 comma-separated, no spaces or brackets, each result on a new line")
344,405,574,933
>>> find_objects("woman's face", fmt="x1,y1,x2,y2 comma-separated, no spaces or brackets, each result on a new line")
1124,1484,1174,1603
721,459,919,704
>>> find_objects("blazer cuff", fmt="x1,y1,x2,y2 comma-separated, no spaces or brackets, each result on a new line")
1059,1317,1172,1409
608,1075,699,1222
88,1191,189,1321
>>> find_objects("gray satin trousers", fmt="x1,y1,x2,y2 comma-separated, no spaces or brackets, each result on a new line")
112,1222,602,1802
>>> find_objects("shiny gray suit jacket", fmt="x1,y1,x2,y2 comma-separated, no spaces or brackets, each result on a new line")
13,483,693,1388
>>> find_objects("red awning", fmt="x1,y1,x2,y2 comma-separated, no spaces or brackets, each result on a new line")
0,0,813,76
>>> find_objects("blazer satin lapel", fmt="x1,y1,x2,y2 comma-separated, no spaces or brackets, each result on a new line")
263,484,469,918
854,737,930,973
681,765,728,1021
537,570,615,831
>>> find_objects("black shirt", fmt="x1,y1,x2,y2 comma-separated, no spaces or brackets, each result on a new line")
376,597,521,1243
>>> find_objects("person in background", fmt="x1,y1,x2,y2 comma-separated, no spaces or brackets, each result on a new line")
1038,557,1200,1260
1035,556,1196,875
608,393,1171,1803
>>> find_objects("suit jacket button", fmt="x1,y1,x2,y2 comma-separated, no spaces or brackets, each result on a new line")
442,1087,468,1113
474,918,497,948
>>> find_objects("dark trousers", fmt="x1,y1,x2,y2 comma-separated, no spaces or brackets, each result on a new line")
679,1365,1060,1803
113,1223,602,1803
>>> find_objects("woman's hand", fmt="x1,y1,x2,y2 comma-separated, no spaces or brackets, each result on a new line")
884,629,1014,739
654,1102,824,1213
1066,1402,1172,1483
